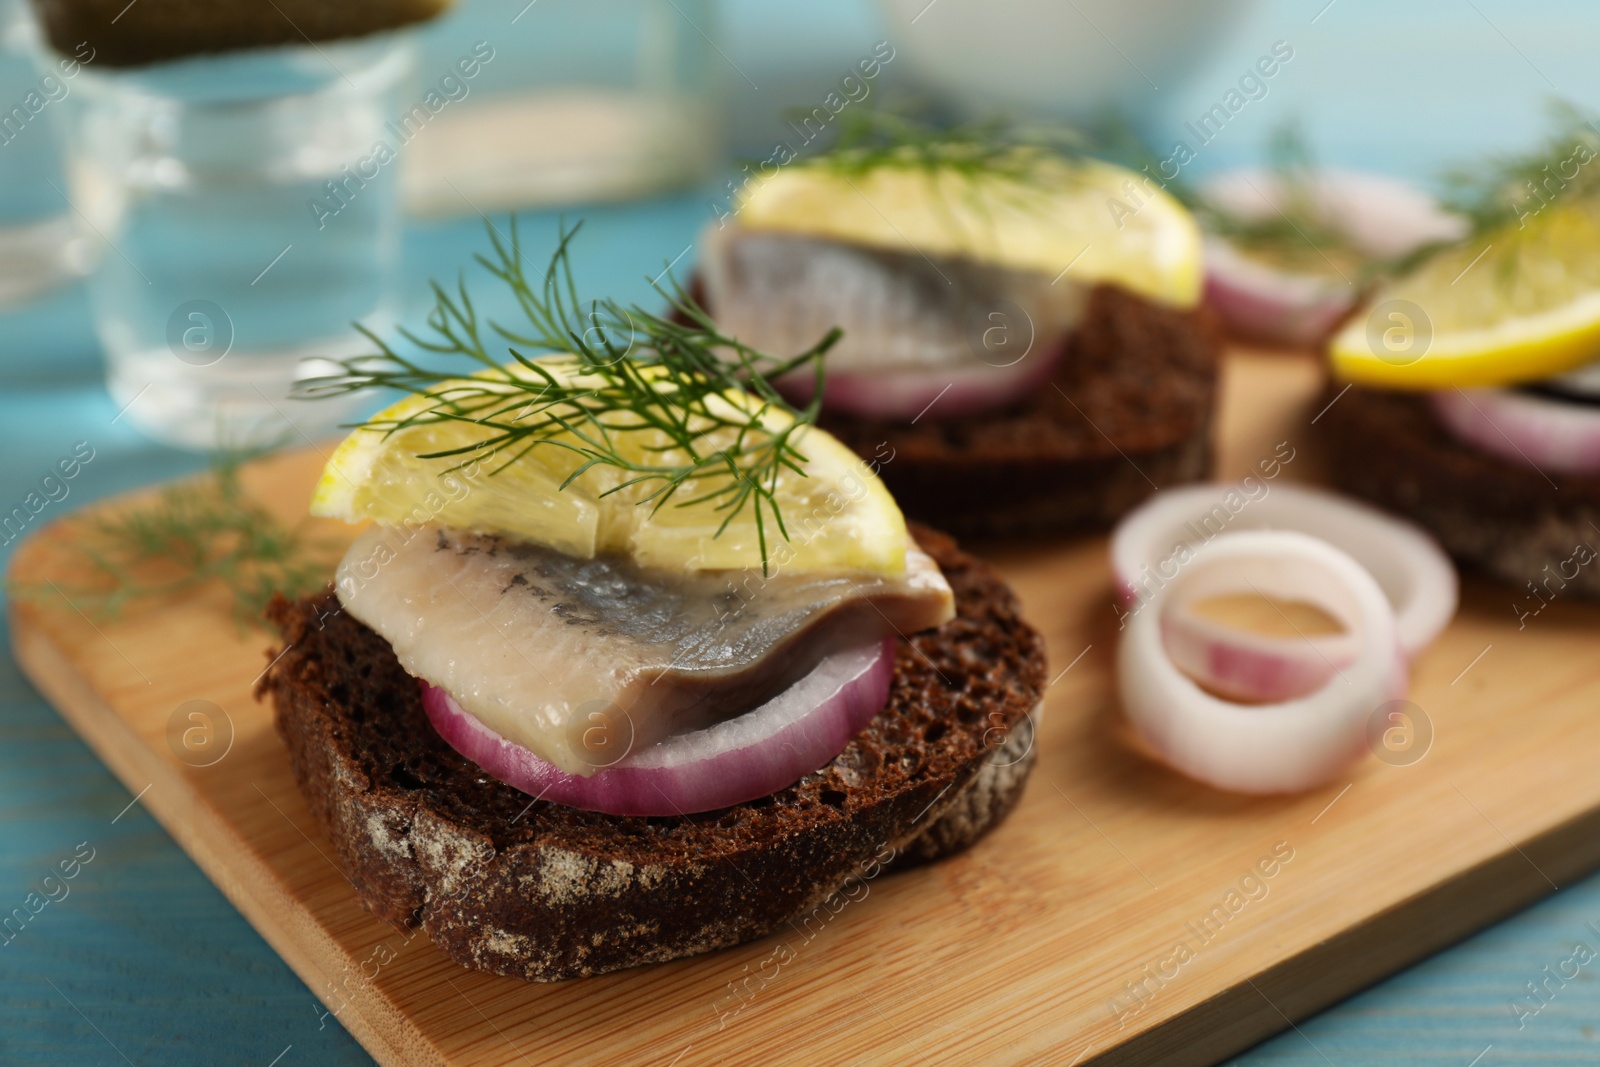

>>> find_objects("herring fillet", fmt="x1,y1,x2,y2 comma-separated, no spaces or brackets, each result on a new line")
335,526,955,776
700,226,1087,372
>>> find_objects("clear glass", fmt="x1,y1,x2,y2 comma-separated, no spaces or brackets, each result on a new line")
0,0,90,306
404,0,722,215
61,34,413,450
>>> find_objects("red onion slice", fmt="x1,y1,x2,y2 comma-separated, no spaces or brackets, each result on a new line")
421,637,894,816
1119,530,1409,793
1431,387,1600,474
1111,483,1456,702
1159,607,1358,704
1202,237,1355,348
1200,168,1465,348
776,341,1064,421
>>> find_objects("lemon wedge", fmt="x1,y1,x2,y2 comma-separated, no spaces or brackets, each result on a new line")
734,155,1203,309
311,357,909,574
1330,199,1600,388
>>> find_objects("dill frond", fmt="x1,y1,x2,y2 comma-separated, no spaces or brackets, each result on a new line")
1187,123,1386,280
9,450,337,630
1438,99,1600,236
296,218,841,575
765,107,1109,255
807,107,1090,183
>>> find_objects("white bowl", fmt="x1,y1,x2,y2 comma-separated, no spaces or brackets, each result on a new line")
879,0,1262,122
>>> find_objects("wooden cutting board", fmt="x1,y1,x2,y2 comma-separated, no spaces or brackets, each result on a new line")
11,349,1600,1067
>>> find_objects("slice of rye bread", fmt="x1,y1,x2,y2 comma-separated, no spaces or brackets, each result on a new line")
1320,386,1600,596
690,278,1220,539
258,526,1047,981
34,0,450,67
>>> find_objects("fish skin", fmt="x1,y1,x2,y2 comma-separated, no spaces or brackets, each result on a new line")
335,525,954,776
700,226,1087,373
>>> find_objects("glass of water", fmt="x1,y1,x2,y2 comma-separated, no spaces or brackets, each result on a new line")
0,0,90,306
58,33,412,449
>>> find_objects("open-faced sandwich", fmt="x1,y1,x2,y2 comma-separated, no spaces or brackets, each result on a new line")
258,223,1047,981
1317,114,1600,601
691,115,1219,539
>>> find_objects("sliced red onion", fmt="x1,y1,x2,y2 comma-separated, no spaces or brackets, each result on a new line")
1202,237,1354,348
421,637,894,816
1431,387,1600,474
1159,607,1357,704
1200,168,1465,348
1111,483,1456,702
776,341,1064,421
1119,530,1409,793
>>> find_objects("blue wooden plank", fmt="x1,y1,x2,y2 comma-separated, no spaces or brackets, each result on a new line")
0,620,371,1067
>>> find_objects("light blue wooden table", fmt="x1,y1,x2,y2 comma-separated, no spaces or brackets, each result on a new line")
4,0,1600,1063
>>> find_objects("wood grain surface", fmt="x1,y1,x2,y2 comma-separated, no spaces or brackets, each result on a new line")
9,349,1598,1066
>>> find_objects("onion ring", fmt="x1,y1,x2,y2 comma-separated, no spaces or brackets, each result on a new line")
1111,482,1455,702
1203,236,1355,348
1200,168,1464,348
775,340,1065,421
1158,607,1357,704
421,637,894,816
1118,530,1408,793
1430,387,1600,474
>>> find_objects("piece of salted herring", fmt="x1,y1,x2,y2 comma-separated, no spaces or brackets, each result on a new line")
700,225,1087,374
335,525,955,777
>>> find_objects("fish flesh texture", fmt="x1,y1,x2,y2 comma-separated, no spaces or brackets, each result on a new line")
700,225,1087,374
335,525,955,776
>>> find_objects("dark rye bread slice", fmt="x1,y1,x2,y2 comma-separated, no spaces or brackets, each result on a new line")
821,286,1219,539
688,277,1220,539
1319,385,1600,597
259,526,1047,981
34,0,450,67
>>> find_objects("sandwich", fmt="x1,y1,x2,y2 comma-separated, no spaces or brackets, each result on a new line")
259,222,1047,981
690,115,1220,539
1317,114,1600,602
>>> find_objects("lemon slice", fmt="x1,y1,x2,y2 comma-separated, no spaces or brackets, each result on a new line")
311,357,909,574
1330,199,1600,388
734,155,1202,309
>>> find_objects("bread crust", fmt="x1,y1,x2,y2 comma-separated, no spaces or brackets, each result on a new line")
260,526,1046,981
1320,386,1600,597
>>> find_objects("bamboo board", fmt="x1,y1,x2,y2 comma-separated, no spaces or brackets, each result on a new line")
11,349,1600,1067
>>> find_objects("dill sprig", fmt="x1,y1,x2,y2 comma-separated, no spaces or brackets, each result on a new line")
781,108,1102,251
1187,124,1383,280
809,107,1089,182
297,218,840,575
9,451,336,629
1438,99,1600,236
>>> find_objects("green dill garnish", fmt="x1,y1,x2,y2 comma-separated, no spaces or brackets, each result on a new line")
1186,124,1379,281
9,451,336,629
774,108,1100,248
1438,99,1600,237
807,107,1088,182
298,217,840,576
1095,119,1416,282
